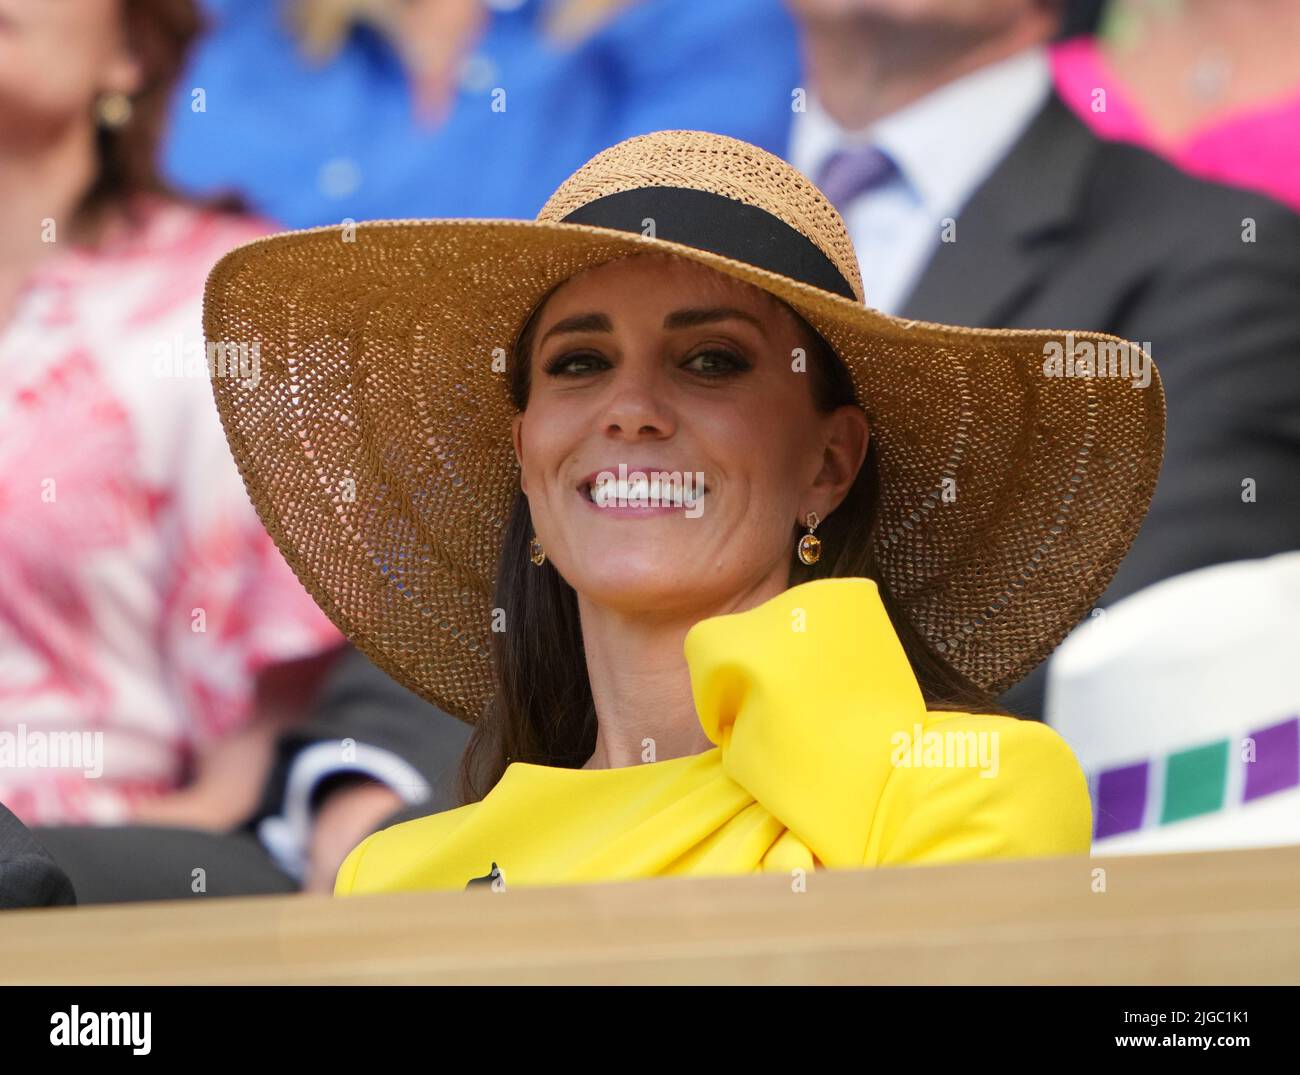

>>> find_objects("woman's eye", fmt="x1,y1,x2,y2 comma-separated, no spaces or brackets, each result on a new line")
545,351,608,376
683,348,750,376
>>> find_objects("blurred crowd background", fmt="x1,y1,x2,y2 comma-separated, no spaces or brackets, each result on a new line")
1,0,1298,908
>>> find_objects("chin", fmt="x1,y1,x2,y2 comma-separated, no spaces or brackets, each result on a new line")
568,551,725,615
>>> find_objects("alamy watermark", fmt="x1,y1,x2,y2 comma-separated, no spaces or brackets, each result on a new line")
1042,333,1152,389
0,723,103,778
588,464,706,518
50,1006,150,1055
890,723,1000,778
152,334,261,389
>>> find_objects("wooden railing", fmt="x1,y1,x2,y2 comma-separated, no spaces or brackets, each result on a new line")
2,845,1298,984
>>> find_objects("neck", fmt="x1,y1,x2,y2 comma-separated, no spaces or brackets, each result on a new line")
0,115,101,330
1102,0,1300,144
797,14,1052,131
576,569,789,770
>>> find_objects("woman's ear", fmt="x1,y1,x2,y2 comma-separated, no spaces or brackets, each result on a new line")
512,412,527,494
103,24,144,98
811,405,870,513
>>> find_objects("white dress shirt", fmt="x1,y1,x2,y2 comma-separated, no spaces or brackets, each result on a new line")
788,46,1053,315
259,740,432,882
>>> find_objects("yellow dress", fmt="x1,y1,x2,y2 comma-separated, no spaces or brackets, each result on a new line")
335,577,1091,895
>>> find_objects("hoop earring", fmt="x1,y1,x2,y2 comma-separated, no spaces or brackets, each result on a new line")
529,537,546,566
796,511,822,566
95,91,133,129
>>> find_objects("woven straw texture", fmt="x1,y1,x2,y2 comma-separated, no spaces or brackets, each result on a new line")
203,129,1165,723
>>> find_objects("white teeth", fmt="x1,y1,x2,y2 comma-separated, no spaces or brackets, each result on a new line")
586,472,708,507
592,475,651,504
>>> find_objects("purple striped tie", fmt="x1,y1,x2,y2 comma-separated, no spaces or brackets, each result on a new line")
815,144,898,213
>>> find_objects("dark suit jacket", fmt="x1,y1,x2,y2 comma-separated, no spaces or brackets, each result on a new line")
894,94,1300,716
0,802,76,909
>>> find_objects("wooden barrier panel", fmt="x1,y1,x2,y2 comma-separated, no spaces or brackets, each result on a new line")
1,845,1298,984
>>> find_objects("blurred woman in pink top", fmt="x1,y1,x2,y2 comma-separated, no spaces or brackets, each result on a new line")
0,0,342,829
1051,0,1300,213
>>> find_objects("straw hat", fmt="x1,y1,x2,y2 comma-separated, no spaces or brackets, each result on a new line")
203,129,1165,724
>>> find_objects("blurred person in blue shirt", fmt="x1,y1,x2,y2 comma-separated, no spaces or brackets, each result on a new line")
163,0,801,226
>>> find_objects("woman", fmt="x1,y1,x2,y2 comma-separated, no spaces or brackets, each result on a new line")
200,130,1166,894
0,0,342,828
1052,0,1300,212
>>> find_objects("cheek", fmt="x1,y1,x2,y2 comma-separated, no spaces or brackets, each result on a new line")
718,427,809,574
516,400,581,501
708,409,809,515
2,15,114,110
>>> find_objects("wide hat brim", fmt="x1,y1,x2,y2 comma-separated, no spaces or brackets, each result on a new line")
204,216,1164,723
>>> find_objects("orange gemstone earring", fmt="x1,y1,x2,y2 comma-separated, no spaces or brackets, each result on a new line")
797,511,822,565
529,537,546,566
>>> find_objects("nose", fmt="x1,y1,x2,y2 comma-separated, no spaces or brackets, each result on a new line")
598,354,676,440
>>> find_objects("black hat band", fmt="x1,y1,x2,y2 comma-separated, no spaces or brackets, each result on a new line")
559,186,857,302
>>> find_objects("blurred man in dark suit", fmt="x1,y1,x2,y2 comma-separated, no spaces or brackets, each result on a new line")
1,803,75,909
784,0,1300,715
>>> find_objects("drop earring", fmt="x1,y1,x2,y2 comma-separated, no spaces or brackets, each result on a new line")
797,511,822,566
529,537,546,566
95,91,133,129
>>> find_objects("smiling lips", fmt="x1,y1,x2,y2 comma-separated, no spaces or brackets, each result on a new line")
577,466,708,515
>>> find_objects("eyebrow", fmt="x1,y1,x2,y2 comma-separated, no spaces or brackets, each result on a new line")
538,312,613,346
662,306,767,335
537,306,767,347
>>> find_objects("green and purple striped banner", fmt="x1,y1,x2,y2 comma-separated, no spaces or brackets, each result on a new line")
1091,715,1299,839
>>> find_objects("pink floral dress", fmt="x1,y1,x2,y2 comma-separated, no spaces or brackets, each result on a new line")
0,197,342,826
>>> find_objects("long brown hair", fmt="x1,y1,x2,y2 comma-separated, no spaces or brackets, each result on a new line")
80,0,244,234
455,274,1009,806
